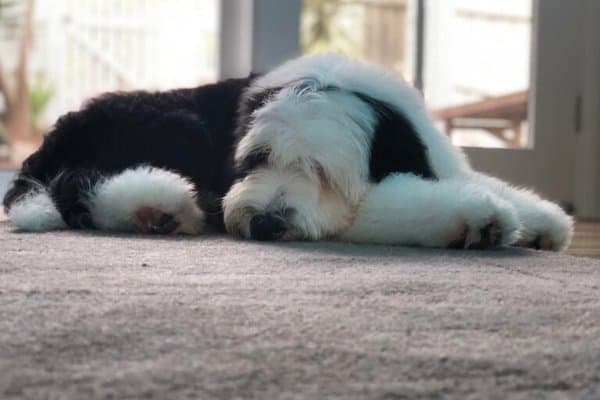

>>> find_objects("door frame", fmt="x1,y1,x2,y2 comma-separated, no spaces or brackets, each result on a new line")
573,0,600,218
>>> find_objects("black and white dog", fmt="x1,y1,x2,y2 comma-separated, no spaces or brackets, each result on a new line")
3,55,573,250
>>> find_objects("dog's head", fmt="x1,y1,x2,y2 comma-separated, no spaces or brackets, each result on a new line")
222,54,431,241
223,81,375,241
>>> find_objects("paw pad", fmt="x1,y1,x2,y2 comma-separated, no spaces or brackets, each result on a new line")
134,206,179,234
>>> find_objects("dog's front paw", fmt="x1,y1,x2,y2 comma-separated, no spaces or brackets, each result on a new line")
514,200,573,251
447,194,521,250
449,218,504,250
517,233,556,251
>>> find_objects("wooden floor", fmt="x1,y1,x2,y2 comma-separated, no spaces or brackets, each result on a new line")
567,220,600,259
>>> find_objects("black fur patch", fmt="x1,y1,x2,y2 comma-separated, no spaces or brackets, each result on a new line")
232,86,282,178
2,176,36,213
3,77,254,231
235,148,271,178
354,92,436,182
49,168,105,229
234,87,281,143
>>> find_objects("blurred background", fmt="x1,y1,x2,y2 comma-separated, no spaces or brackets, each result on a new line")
0,0,532,165
302,0,532,149
1,0,599,253
0,0,219,164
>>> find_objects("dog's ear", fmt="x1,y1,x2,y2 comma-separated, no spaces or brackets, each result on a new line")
235,147,271,179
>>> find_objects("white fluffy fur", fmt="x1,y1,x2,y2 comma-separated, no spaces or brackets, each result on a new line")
342,174,521,248
249,54,470,179
225,54,573,250
223,167,354,240
236,86,376,205
89,166,204,234
469,172,573,251
228,54,474,242
8,190,66,232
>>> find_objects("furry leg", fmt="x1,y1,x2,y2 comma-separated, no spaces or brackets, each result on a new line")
49,168,105,229
468,173,573,251
341,174,521,249
7,185,66,232
88,166,204,234
6,166,204,235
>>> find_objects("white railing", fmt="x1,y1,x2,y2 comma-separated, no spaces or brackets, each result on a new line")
32,0,219,125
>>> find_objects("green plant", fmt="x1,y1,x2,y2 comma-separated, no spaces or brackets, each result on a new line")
302,0,358,56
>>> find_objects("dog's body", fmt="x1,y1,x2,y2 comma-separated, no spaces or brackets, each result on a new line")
3,77,251,234
3,55,573,250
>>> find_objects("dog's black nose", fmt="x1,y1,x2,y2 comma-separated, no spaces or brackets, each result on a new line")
249,214,286,241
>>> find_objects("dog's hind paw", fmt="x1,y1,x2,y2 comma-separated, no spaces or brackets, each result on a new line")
449,219,505,250
134,206,180,234
516,233,555,251
89,166,205,235
513,200,573,252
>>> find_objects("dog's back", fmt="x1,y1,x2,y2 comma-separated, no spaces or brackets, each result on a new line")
3,77,253,232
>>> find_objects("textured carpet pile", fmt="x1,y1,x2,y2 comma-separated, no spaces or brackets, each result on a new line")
1,221,599,399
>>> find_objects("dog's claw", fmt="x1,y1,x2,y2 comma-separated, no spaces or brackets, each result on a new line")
517,233,555,251
468,219,503,250
449,219,504,250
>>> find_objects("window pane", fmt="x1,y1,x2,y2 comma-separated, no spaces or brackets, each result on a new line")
424,0,533,148
301,0,418,82
0,0,220,167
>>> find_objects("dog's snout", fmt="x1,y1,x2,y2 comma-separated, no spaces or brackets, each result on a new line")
249,214,286,241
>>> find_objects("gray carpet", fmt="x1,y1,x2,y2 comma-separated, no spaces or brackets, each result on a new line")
1,221,599,400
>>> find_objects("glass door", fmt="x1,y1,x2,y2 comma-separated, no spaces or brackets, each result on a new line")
423,0,533,149
463,1,583,209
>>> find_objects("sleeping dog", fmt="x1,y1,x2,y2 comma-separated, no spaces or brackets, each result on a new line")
3,55,573,250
